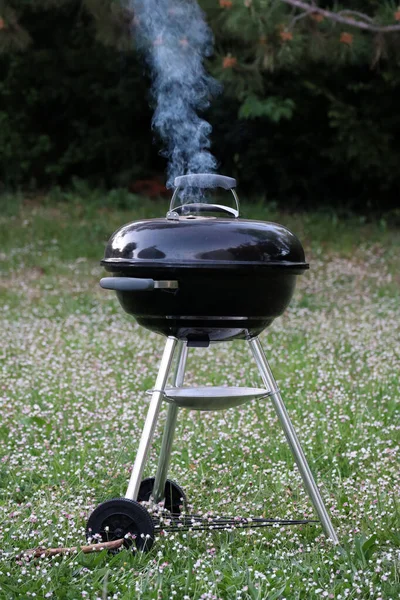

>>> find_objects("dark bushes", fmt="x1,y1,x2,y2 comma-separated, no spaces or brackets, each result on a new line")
1,2,400,211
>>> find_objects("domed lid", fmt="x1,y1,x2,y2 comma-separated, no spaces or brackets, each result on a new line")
102,216,308,270
102,173,308,271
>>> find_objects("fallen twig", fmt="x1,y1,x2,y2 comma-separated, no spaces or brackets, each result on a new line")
16,538,125,561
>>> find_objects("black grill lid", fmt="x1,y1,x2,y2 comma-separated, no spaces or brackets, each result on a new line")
102,216,308,271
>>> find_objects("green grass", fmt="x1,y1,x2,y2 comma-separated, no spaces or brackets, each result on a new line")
0,191,399,599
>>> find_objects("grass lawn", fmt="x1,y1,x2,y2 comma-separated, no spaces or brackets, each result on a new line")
0,191,399,599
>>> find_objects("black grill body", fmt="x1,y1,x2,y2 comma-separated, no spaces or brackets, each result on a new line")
102,216,308,344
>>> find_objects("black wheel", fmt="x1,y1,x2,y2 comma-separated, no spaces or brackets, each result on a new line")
86,498,155,552
137,478,187,514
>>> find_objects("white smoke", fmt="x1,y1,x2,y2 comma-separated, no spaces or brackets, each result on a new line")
130,0,220,188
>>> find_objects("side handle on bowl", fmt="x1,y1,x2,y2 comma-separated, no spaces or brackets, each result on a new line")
100,277,155,291
100,278,178,291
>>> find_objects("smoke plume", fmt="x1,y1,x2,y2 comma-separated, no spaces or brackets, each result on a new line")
130,0,220,188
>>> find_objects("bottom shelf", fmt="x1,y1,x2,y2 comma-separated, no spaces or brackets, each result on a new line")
161,386,270,410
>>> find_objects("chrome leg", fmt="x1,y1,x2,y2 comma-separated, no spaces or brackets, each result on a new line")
152,342,188,503
249,337,339,544
125,336,177,501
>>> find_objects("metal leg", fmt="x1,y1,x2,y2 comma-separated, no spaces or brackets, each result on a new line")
125,336,178,501
248,337,339,544
152,341,188,503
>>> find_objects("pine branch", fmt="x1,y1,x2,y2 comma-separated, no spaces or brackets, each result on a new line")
280,0,400,33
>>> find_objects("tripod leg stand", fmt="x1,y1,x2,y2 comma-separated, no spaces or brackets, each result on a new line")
152,342,188,503
125,336,177,501
249,337,339,544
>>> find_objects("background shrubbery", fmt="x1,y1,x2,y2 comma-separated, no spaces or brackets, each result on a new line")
1,0,400,211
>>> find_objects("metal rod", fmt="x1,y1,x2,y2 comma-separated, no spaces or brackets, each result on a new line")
125,337,178,501
248,337,339,544
154,520,314,533
152,342,188,503
155,515,317,524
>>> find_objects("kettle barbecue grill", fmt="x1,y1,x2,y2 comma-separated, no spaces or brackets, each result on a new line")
86,174,338,550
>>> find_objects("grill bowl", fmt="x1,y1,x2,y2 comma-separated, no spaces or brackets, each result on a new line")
101,215,308,344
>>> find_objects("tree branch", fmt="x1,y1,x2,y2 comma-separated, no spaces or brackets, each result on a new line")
337,11,374,24
280,0,400,33
289,11,310,29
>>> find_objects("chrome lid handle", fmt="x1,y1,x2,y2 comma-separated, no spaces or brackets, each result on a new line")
169,173,240,219
174,174,236,190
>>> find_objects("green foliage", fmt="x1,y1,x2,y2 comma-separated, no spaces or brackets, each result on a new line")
203,0,400,83
354,534,379,564
207,59,400,210
238,94,295,121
